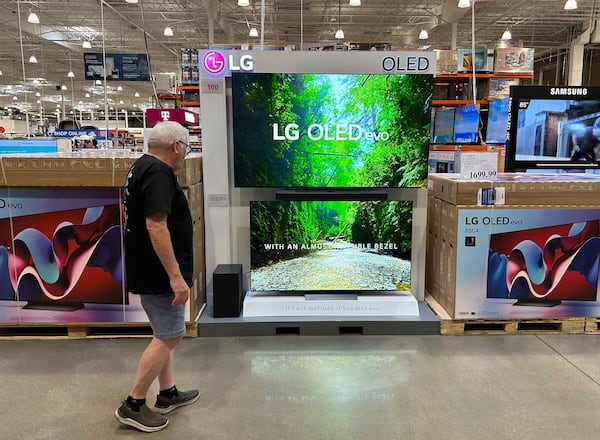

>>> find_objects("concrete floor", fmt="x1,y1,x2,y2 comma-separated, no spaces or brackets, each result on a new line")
2,334,600,439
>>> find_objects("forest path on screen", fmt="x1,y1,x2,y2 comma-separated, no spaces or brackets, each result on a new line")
251,242,410,291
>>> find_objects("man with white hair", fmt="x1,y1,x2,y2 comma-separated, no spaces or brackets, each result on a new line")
115,121,198,432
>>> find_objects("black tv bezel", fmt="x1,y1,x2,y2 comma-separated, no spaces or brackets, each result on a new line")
505,85,600,172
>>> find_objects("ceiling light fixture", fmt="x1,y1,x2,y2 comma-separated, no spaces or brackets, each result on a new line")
12,96,18,101
35,92,41,97
249,27,259,37
29,54,38,64
238,0,250,6
27,11,40,24
96,79,102,85
419,29,429,39
501,29,512,40
117,85,123,91
0,70,3,76
134,92,140,97
82,41,92,49
163,26,174,36
36,99,41,104
61,85,68,90
349,0,361,5
457,0,471,7
564,0,577,9
85,93,90,98
125,0,139,3
67,71,75,78
335,0,344,39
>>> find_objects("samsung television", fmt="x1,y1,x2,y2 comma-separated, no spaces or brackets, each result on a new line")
505,85,600,171
485,98,510,144
453,104,480,143
249,200,412,294
487,220,600,306
231,72,433,188
432,107,455,144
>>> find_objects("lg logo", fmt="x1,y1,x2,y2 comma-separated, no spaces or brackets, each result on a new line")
203,51,226,75
201,51,254,77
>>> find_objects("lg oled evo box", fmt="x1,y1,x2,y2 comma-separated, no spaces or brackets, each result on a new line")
428,202,600,319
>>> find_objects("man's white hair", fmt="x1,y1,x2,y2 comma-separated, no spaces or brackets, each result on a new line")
147,121,188,150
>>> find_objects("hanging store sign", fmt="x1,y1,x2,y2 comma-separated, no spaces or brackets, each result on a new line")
145,108,200,126
83,53,151,81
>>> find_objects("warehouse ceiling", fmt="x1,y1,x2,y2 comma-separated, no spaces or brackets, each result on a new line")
0,0,599,118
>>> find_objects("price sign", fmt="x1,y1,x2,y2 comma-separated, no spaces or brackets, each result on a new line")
459,152,498,180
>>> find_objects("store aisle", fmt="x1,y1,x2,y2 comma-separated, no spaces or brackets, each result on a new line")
2,334,600,440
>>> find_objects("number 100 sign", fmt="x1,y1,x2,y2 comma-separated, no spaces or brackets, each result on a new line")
201,79,223,94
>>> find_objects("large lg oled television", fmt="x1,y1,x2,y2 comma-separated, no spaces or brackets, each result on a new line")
232,72,433,188
487,220,600,306
249,200,412,293
505,85,600,171
0,189,124,311
485,98,509,144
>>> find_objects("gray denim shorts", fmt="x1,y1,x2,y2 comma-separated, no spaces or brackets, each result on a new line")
140,293,186,339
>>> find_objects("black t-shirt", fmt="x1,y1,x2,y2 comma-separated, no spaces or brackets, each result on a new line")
123,154,193,294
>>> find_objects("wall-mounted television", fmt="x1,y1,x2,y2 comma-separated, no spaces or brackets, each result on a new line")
487,220,600,306
505,85,600,171
249,199,412,293
432,107,455,144
232,72,433,188
453,103,480,143
485,98,509,144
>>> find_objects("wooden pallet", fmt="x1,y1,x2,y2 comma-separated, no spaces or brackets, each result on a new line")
440,317,585,336
0,320,198,340
425,295,585,336
584,318,600,334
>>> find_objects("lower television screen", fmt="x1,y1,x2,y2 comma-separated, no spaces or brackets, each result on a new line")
249,200,412,293
0,204,123,305
487,220,600,302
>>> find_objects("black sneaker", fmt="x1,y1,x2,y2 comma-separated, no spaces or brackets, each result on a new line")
154,389,200,414
114,400,169,433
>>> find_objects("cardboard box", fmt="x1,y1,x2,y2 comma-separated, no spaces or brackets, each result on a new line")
0,155,116,187
178,154,203,187
428,203,600,319
428,172,600,206
457,48,494,73
494,48,535,74
435,49,458,75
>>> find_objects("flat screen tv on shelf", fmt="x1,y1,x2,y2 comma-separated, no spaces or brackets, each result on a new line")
231,72,433,188
432,107,455,144
485,98,510,144
505,85,600,171
249,199,412,294
453,103,480,143
487,220,600,306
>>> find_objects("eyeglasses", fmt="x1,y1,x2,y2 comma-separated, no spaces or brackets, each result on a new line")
177,140,192,156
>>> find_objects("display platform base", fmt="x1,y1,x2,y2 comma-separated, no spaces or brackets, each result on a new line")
197,301,439,336
242,291,419,317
